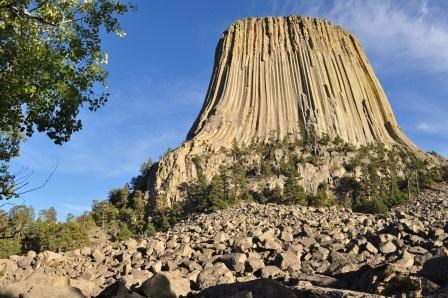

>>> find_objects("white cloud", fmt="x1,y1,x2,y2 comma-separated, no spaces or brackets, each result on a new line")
272,0,448,75
58,203,90,213
417,122,448,134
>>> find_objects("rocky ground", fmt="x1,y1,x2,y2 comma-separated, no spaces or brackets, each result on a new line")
1,186,448,298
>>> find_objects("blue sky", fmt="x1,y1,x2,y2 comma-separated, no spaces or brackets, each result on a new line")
9,0,448,220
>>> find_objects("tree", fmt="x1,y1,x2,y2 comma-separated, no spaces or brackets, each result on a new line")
91,200,118,228
0,0,135,199
9,205,35,238
108,184,130,209
66,213,75,222
307,182,335,207
38,207,57,223
129,190,146,233
207,175,228,212
283,176,307,205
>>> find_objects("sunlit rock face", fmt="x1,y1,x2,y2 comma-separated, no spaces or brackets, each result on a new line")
147,16,420,206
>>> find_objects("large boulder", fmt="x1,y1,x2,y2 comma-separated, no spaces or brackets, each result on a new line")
1,273,84,298
420,256,448,285
191,278,296,298
0,259,18,280
197,263,235,290
138,271,190,298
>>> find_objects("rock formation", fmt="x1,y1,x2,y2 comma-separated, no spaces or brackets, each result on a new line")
147,16,423,206
187,16,414,147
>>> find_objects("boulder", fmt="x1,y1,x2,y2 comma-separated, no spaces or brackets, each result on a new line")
138,271,191,298
246,257,265,273
197,263,235,289
379,241,396,254
92,248,105,263
0,259,18,279
219,253,247,272
276,251,301,270
190,278,297,298
420,256,448,285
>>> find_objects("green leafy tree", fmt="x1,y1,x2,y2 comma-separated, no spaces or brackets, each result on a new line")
0,0,135,199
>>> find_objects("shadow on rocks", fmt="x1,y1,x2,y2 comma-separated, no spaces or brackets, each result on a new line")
334,263,441,296
95,279,142,298
188,278,296,298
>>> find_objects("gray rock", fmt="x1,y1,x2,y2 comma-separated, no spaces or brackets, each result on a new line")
92,248,105,263
408,246,428,255
246,257,265,273
394,251,414,268
219,253,247,273
190,278,297,298
138,271,190,298
364,242,378,254
276,251,301,270
379,241,396,254
260,266,281,278
214,232,228,243
197,262,235,290
233,236,253,252
124,238,138,250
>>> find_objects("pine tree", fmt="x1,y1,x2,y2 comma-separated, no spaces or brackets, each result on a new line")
283,176,307,205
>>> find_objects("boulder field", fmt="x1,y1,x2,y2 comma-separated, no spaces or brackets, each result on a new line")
1,186,447,297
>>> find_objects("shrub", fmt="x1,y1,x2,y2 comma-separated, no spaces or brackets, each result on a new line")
353,197,388,214
307,182,336,207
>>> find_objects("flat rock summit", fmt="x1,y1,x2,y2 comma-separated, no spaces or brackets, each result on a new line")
148,16,422,206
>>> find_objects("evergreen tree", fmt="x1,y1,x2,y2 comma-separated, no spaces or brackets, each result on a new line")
92,200,119,228
283,176,307,205
129,190,146,233
307,182,335,207
208,175,228,212
108,184,130,209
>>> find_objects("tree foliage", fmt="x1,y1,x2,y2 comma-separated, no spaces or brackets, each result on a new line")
0,205,90,257
0,0,135,199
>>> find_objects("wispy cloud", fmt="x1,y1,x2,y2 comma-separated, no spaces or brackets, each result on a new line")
417,122,448,135
270,0,448,75
58,203,90,213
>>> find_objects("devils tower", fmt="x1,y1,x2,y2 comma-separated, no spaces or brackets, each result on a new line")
147,16,423,207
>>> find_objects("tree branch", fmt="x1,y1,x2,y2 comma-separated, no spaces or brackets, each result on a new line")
17,160,58,196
